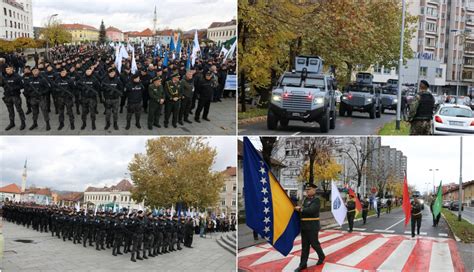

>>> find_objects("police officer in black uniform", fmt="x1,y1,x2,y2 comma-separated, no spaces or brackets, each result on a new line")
2,64,26,130
53,68,76,130
79,67,101,130
295,183,325,271
411,195,423,237
361,196,369,224
24,67,50,130
125,73,144,130
101,68,123,130
194,70,214,123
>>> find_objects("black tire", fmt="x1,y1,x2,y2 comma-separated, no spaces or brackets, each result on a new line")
280,118,289,129
330,110,336,129
267,110,278,130
376,104,381,118
381,107,385,114
339,104,346,117
369,104,376,119
319,110,330,133
347,109,352,117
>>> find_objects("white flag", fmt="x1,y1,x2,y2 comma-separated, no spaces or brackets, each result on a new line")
119,45,129,60
220,47,229,57
223,40,237,64
191,30,201,67
94,205,98,216
373,198,378,213
140,40,144,55
127,43,134,52
131,51,138,74
331,182,347,226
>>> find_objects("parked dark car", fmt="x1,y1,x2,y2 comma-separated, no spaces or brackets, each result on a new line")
449,201,464,211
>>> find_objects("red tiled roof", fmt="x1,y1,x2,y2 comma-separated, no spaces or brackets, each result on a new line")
222,167,236,177
208,20,236,29
128,28,154,37
24,188,52,196
61,23,98,31
58,192,84,202
0,183,21,194
85,179,133,192
106,26,122,33
157,29,173,36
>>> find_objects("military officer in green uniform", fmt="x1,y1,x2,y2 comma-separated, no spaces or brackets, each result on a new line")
294,183,325,272
361,196,369,224
408,80,435,135
148,76,165,130
164,73,181,128
411,195,423,237
346,194,356,232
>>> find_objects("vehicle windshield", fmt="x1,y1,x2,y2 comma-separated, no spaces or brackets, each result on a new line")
382,88,397,95
280,76,301,87
439,107,473,118
304,78,325,89
346,85,372,93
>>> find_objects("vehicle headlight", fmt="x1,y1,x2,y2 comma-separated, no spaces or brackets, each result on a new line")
342,96,348,100
272,95,281,102
393,99,398,103
367,98,372,102
313,97,324,105
419,200,424,204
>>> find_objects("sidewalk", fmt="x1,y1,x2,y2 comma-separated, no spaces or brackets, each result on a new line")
1,220,235,271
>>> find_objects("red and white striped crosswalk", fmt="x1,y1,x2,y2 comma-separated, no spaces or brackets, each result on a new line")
238,230,465,271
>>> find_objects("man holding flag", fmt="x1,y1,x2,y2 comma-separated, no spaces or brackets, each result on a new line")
431,181,443,227
411,195,423,237
294,183,326,271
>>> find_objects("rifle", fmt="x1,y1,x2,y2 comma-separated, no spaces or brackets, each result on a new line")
53,81,75,98
102,83,123,98
79,81,98,97
25,80,42,97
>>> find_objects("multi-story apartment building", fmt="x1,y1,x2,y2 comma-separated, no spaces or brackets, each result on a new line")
0,0,33,40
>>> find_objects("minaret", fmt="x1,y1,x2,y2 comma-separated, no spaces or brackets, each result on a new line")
21,159,27,192
153,5,158,43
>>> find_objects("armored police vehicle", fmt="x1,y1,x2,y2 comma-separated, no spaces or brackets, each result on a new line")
339,72,382,119
380,79,399,113
267,56,337,133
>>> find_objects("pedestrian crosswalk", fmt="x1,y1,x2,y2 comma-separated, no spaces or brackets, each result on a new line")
238,230,465,271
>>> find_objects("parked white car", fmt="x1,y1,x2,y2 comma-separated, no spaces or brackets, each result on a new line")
432,104,474,135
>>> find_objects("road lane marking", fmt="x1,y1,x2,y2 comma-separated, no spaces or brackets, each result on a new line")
352,228,366,231
438,233,448,237
429,242,454,271
374,229,395,233
292,132,301,136
309,235,365,258
385,217,405,230
378,239,416,271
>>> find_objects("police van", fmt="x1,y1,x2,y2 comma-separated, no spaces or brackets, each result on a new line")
268,56,337,133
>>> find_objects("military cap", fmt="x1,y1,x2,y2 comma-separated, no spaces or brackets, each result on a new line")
132,73,141,79
304,183,318,189
420,80,430,88
171,72,180,78
205,70,213,76
152,76,162,82
107,67,116,73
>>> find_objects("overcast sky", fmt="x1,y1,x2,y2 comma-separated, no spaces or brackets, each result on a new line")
32,0,236,31
0,136,236,192
381,136,473,194
242,136,473,194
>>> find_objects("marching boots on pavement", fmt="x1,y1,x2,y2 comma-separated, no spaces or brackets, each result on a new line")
346,195,356,232
295,183,325,272
3,64,26,131
362,196,369,224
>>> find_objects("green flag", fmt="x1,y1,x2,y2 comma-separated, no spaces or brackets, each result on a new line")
432,181,443,217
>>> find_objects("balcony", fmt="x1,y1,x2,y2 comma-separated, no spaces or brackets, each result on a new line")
427,0,441,6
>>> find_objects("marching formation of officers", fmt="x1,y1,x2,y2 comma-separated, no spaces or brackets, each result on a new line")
0,44,236,131
2,203,195,262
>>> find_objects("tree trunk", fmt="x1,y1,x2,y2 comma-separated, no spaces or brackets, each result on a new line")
309,155,315,184
238,14,247,112
346,61,353,83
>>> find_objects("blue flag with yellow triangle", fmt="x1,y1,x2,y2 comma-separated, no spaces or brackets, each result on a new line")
243,137,300,256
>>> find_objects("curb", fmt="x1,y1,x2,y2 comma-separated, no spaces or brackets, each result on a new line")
238,115,267,126
441,212,462,242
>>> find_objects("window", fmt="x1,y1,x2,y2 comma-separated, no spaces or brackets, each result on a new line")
232,200,236,206
9,10,11,17
425,37,436,47
3,8,6,16
420,67,427,77
374,65,382,73
426,7,438,17
221,200,226,206
436,68,443,78
383,67,391,74
426,22,437,32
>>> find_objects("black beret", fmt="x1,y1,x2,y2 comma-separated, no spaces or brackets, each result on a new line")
304,183,318,189
420,80,429,88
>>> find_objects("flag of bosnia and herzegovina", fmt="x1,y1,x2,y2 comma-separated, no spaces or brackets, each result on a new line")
243,137,300,256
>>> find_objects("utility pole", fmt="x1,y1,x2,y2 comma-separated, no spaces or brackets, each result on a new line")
458,137,463,221
396,0,406,130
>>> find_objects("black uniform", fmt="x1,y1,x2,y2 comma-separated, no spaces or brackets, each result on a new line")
2,71,26,130
361,199,369,224
23,74,50,129
125,81,145,129
101,75,123,129
78,74,101,129
194,75,214,122
346,198,356,232
184,218,194,247
53,75,76,129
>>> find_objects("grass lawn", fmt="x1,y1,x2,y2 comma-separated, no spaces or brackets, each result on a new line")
378,120,410,135
238,108,268,120
442,208,474,243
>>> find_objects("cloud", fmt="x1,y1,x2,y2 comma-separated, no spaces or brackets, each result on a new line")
0,136,236,192
32,0,236,31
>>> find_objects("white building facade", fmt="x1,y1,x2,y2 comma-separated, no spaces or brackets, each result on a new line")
0,0,33,40
83,179,143,210
207,19,236,45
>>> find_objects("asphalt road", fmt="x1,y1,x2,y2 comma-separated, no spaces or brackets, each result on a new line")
448,206,474,224
334,206,452,238
238,110,396,136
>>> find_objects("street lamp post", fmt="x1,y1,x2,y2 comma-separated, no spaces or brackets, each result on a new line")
396,0,406,130
45,14,59,61
429,168,438,194
458,137,463,221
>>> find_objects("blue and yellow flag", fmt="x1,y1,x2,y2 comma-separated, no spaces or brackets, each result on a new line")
243,137,300,256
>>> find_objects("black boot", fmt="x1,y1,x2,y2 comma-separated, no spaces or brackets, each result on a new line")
91,120,96,130
81,121,86,130
5,122,15,131
105,121,111,130
114,122,119,130
178,120,184,126
46,121,51,131
26,109,32,115
131,253,136,262
58,122,64,130
70,121,75,130
143,252,148,259
29,122,38,130
148,124,153,130
137,252,143,260
194,118,201,123
154,123,161,128
20,120,26,130
184,119,192,124
136,116,141,129
113,248,117,256
126,114,131,130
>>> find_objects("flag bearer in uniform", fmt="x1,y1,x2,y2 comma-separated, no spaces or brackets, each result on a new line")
346,194,356,232
411,195,423,237
294,183,325,271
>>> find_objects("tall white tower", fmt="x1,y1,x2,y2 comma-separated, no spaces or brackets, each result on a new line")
21,159,27,192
